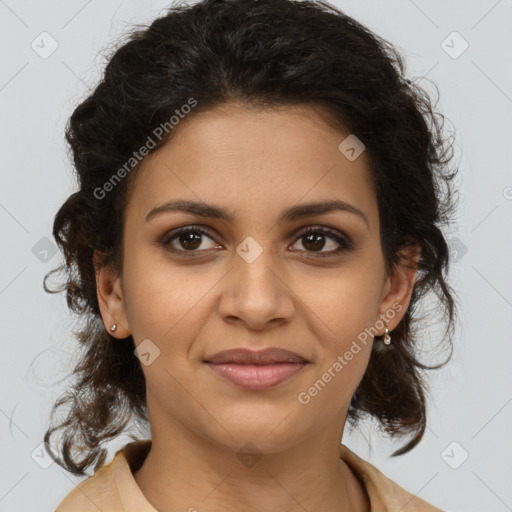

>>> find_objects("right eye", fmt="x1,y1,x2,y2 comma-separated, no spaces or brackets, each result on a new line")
160,226,221,255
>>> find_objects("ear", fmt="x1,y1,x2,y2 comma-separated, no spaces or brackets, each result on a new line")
377,244,421,334
94,249,130,338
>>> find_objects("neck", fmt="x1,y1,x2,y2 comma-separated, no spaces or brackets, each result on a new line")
133,424,370,512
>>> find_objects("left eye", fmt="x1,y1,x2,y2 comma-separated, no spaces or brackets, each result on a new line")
161,226,351,256
289,227,352,256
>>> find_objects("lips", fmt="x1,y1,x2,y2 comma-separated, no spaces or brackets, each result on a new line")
204,347,308,365
204,348,309,390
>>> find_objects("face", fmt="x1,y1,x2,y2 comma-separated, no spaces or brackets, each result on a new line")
96,101,416,454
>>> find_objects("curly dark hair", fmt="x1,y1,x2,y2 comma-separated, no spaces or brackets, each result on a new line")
43,0,458,476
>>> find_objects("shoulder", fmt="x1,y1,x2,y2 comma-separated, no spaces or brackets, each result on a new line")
339,444,443,512
55,440,153,512
55,464,118,511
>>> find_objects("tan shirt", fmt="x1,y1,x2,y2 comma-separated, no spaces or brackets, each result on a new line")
55,440,442,511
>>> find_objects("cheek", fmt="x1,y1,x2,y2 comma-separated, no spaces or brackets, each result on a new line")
295,260,384,340
121,249,232,379
292,259,383,387
121,258,214,404
121,250,206,343
294,272,379,417
296,345,372,426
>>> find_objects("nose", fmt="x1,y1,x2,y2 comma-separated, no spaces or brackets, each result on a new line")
217,248,295,332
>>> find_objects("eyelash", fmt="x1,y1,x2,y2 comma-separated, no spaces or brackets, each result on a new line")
160,225,353,258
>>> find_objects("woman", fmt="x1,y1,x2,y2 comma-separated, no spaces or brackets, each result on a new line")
46,0,457,510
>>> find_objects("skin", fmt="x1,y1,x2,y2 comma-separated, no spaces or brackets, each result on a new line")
95,101,418,512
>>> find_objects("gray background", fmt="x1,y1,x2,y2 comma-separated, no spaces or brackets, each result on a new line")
1,1,511,511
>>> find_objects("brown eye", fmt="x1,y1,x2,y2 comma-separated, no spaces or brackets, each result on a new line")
290,227,352,256
177,231,203,250
301,232,328,252
161,227,219,254
160,225,352,258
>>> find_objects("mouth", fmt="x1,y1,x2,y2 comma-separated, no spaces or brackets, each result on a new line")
203,347,309,390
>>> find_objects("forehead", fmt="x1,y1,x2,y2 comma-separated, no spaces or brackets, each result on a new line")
124,102,378,230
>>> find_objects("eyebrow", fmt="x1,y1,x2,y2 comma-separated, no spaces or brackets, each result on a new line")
145,199,369,228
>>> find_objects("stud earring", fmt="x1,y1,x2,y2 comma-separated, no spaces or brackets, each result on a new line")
110,324,117,332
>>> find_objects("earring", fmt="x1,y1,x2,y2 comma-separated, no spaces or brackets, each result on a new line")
383,325,391,345
110,324,117,332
